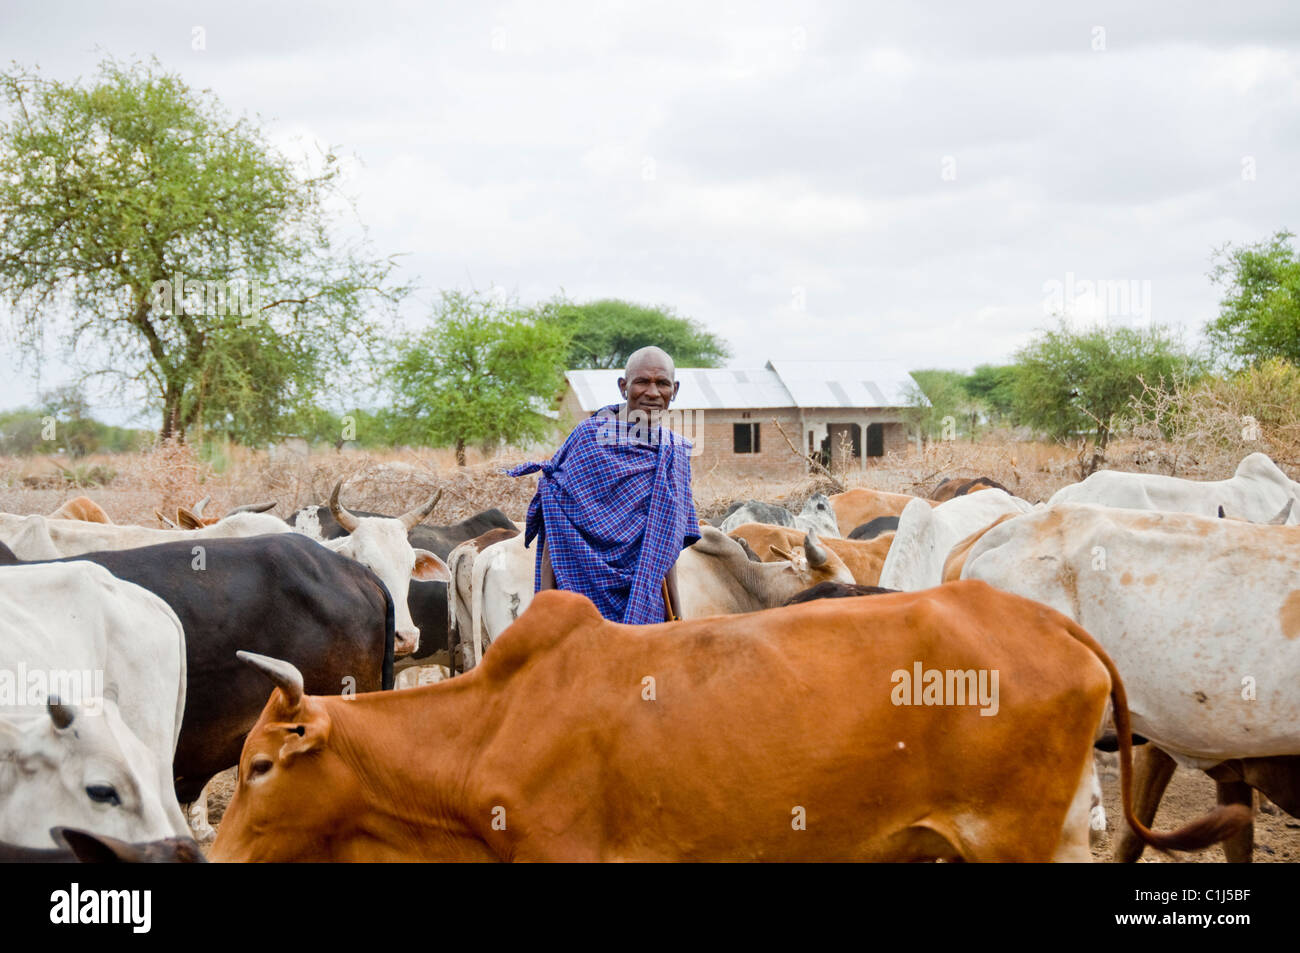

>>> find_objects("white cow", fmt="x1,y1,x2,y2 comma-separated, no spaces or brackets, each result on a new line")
962,503,1300,857
0,562,189,846
963,504,1300,762
878,489,1034,591
1048,452,1300,521
306,484,449,655
0,510,290,560
455,526,855,669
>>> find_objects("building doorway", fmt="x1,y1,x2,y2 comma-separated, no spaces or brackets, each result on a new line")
822,423,862,470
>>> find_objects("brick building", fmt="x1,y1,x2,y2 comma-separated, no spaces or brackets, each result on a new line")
558,360,921,480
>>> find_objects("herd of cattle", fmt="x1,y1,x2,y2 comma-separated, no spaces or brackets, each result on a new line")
0,451,1297,862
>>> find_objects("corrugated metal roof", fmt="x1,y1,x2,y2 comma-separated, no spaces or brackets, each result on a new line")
765,360,922,408
566,361,922,412
567,368,791,411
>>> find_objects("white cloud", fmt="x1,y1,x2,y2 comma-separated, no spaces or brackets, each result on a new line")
2,0,1299,425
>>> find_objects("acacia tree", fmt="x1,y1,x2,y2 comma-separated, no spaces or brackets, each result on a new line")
532,296,729,369
1206,230,1300,368
0,57,408,441
1011,321,1198,466
390,290,569,465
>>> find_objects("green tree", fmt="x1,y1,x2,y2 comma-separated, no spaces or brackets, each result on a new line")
0,57,408,442
40,384,102,457
961,364,1018,422
1012,322,1197,457
0,408,48,455
1206,230,1300,367
390,290,569,465
906,369,982,442
533,297,729,369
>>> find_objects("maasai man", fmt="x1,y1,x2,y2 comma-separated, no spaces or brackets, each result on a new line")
508,346,698,623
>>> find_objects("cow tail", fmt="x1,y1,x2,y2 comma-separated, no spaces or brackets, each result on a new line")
380,580,395,691
470,546,489,669
446,545,465,676
1061,617,1251,854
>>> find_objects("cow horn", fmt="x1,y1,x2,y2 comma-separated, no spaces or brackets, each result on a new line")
47,697,76,730
155,509,178,529
803,529,829,569
236,651,304,708
399,489,442,531
1269,499,1295,525
192,495,211,518
329,481,361,533
225,501,277,516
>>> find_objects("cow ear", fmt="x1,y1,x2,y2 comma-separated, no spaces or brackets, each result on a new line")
412,549,450,583
276,711,329,762
177,507,202,530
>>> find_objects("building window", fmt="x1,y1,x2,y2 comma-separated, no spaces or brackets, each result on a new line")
733,423,760,454
866,423,884,457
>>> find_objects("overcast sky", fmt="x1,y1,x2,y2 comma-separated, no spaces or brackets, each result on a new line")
2,0,1298,426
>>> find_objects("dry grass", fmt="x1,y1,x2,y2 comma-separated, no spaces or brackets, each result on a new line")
1,426,1297,527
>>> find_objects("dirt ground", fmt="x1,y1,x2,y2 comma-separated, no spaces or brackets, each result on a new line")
1090,752,1300,863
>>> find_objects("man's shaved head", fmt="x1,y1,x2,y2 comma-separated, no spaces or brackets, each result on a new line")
624,346,675,380
619,346,679,415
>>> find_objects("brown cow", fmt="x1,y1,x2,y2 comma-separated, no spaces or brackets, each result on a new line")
211,583,1248,862
729,522,894,587
165,497,277,529
828,488,937,536
48,497,113,524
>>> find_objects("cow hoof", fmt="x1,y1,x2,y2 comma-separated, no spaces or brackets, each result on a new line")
1089,804,1107,832
190,821,216,844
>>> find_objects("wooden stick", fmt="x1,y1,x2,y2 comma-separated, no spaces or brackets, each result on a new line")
770,419,845,493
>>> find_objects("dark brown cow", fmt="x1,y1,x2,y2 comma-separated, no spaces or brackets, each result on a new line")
0,828,206,863
930,476,1013,502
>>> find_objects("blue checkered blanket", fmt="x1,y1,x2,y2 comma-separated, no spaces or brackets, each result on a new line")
507,404,699,624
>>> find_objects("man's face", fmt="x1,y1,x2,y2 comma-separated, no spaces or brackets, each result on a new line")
619,361,679,414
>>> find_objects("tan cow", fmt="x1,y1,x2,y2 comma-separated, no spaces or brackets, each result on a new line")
48,496,113,524
729,522,894,587
160,497,277,529
828,488,938,536
941,513,1020,582
211,583,1248,862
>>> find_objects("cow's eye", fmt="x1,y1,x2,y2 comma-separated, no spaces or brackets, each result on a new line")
248,756,273,779
86,784,121,806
